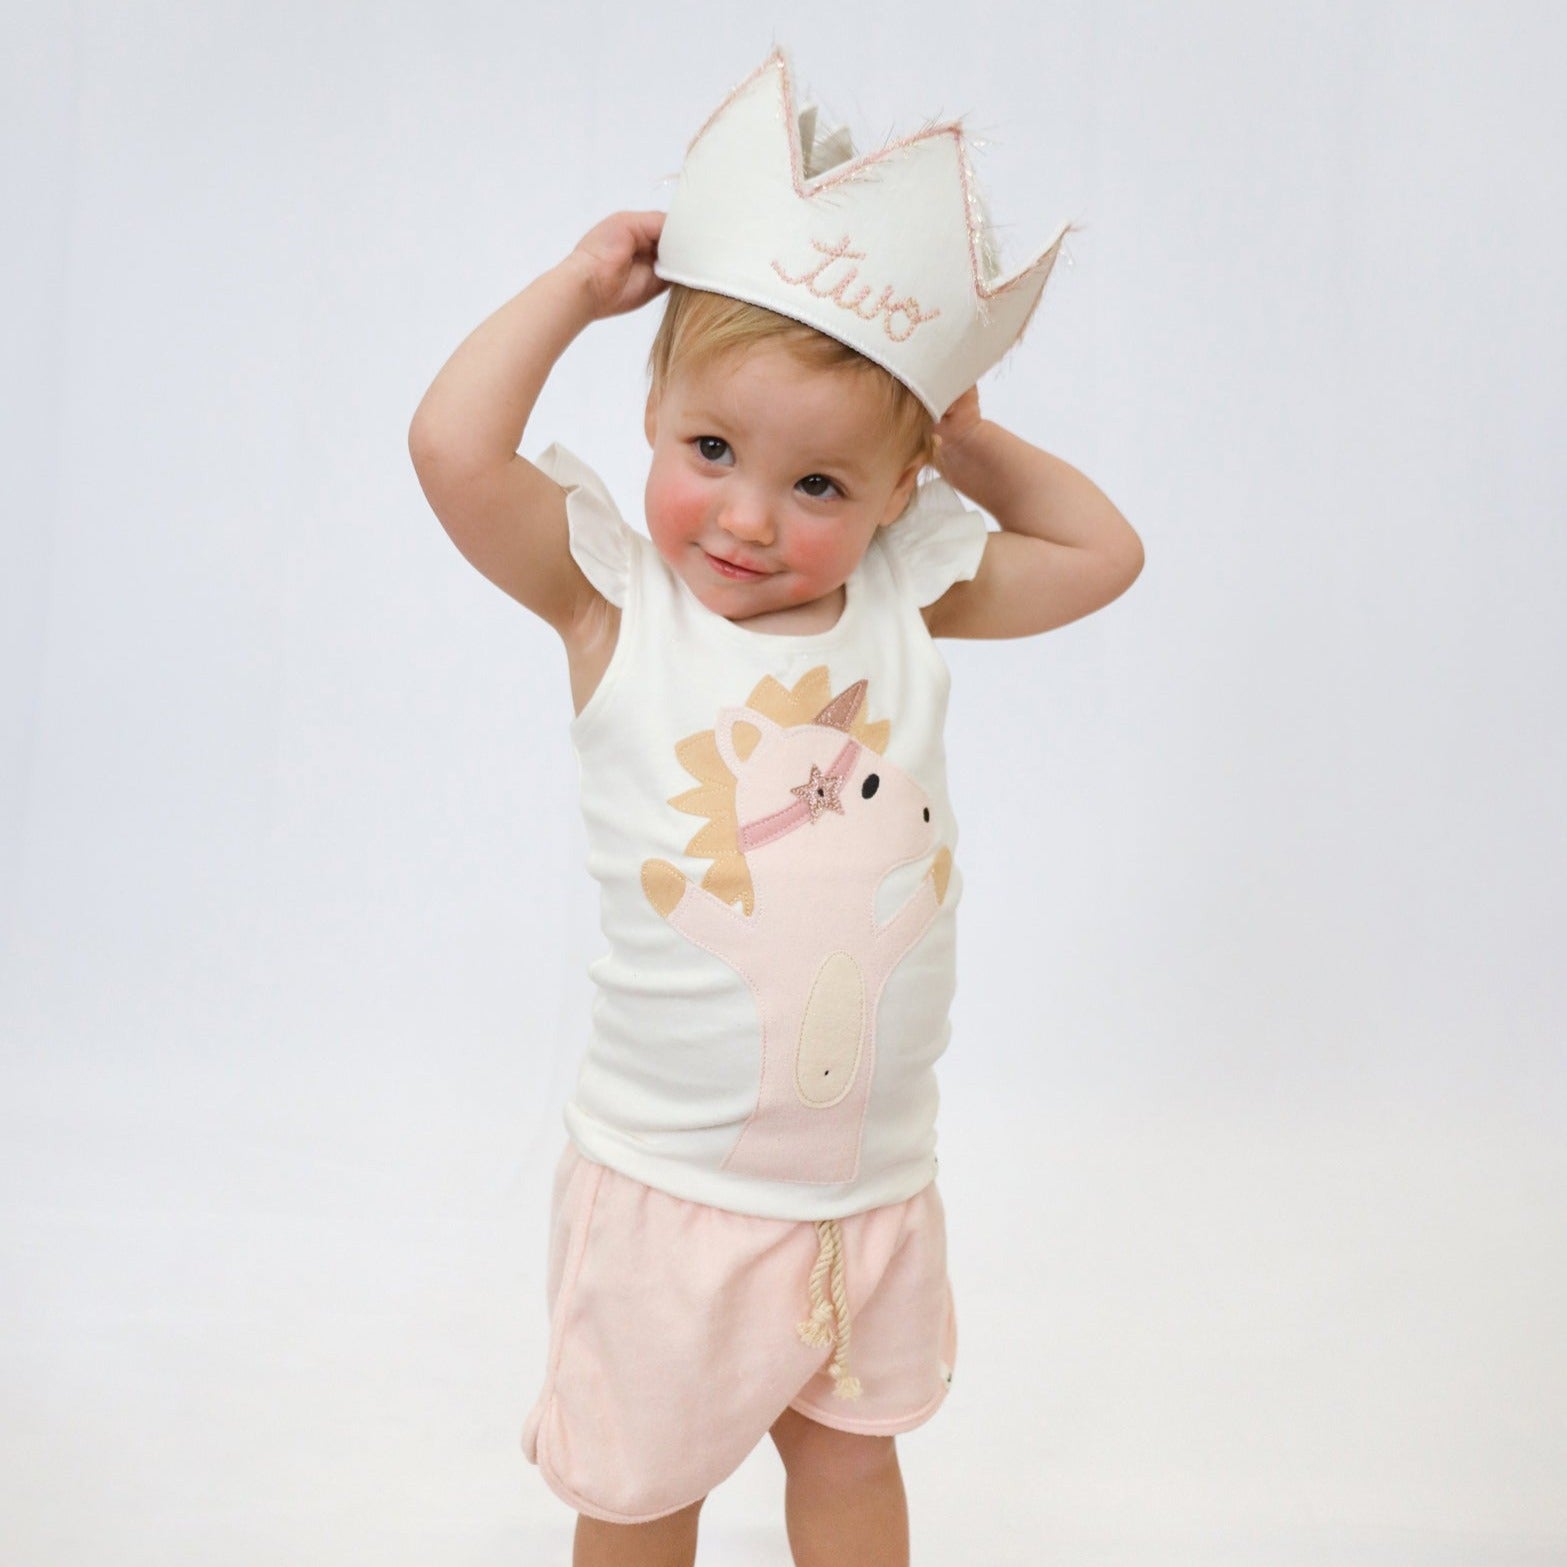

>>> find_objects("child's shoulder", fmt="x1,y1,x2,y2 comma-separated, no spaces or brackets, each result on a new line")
534,443,643,612
881,475,992,614
530,444,639,721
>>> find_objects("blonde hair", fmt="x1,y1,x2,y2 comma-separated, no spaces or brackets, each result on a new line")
646,284,936,475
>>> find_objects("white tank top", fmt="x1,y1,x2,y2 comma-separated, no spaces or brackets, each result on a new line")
535,443,990,1219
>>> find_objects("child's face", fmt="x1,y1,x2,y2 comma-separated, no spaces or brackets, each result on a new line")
643,341,922,624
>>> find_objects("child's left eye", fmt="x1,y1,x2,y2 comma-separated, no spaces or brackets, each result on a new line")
695,436,732,464
797,474,841,499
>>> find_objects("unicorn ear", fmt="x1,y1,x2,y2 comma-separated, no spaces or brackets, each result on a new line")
714,706,778,773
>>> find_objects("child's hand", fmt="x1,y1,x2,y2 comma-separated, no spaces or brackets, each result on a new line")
932,385,983,476
569,210,668,320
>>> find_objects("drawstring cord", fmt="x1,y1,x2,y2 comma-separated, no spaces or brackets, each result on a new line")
795,1217,862,1400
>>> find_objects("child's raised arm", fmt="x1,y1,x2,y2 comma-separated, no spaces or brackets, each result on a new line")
407,211,665,638
923,387,1145,640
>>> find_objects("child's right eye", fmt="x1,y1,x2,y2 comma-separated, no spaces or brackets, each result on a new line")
694,436,732,465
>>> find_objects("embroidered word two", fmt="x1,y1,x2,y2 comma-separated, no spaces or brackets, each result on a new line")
770,236,941,343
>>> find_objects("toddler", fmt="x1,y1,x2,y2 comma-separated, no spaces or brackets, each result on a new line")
408,47,1142,1567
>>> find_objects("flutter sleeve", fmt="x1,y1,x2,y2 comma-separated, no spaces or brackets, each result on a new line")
882,474,993,606
533,442,637,608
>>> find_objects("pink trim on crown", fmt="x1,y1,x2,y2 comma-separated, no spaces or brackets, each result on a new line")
738,738,862,852
683,47,1066,307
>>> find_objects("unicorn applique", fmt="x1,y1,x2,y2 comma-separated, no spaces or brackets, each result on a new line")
639,667,952,1186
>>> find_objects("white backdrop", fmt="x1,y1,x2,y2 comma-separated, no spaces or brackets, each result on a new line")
3,3,1564,1564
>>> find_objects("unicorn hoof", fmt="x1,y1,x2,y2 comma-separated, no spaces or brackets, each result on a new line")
931,847,952,903
641,858,687,916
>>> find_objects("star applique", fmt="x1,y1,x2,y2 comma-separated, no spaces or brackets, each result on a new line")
791,763,845,821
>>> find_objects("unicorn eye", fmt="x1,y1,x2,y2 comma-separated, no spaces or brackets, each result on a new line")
861,774,880,799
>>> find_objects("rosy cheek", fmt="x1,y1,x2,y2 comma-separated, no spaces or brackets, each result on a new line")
787,525,854,581
645,467,707,555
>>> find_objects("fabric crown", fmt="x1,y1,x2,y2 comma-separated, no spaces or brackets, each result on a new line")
653,46,1074,420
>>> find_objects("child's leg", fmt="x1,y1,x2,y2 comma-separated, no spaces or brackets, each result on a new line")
572,1496,704,1567
769,1406,909,1567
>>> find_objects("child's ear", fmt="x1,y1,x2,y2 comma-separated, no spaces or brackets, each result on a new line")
643,388,660,448
880,458,923,526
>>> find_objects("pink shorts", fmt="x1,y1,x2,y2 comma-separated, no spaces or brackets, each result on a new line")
520,1140,958,1524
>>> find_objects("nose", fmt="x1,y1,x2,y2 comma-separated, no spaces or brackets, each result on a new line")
717,489,774,546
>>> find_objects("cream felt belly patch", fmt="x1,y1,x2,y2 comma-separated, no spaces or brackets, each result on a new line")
797,952,866,1108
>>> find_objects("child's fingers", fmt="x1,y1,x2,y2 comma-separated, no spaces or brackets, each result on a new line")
936,385,981,427
570,212,667,317
598,263,669,319
618,209,666,254
933,386,983,453
576,210,662,263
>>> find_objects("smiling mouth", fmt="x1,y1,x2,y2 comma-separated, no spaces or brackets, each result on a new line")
704,550,770,580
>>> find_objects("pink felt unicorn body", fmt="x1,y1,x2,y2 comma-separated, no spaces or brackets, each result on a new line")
641,678,951,1185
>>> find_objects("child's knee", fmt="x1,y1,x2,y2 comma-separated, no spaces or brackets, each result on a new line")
770,1406,899,1490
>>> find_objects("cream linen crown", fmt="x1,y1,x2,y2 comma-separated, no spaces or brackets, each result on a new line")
653,46,1074,419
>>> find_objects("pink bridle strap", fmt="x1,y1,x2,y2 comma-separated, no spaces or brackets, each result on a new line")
738,738,861,852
